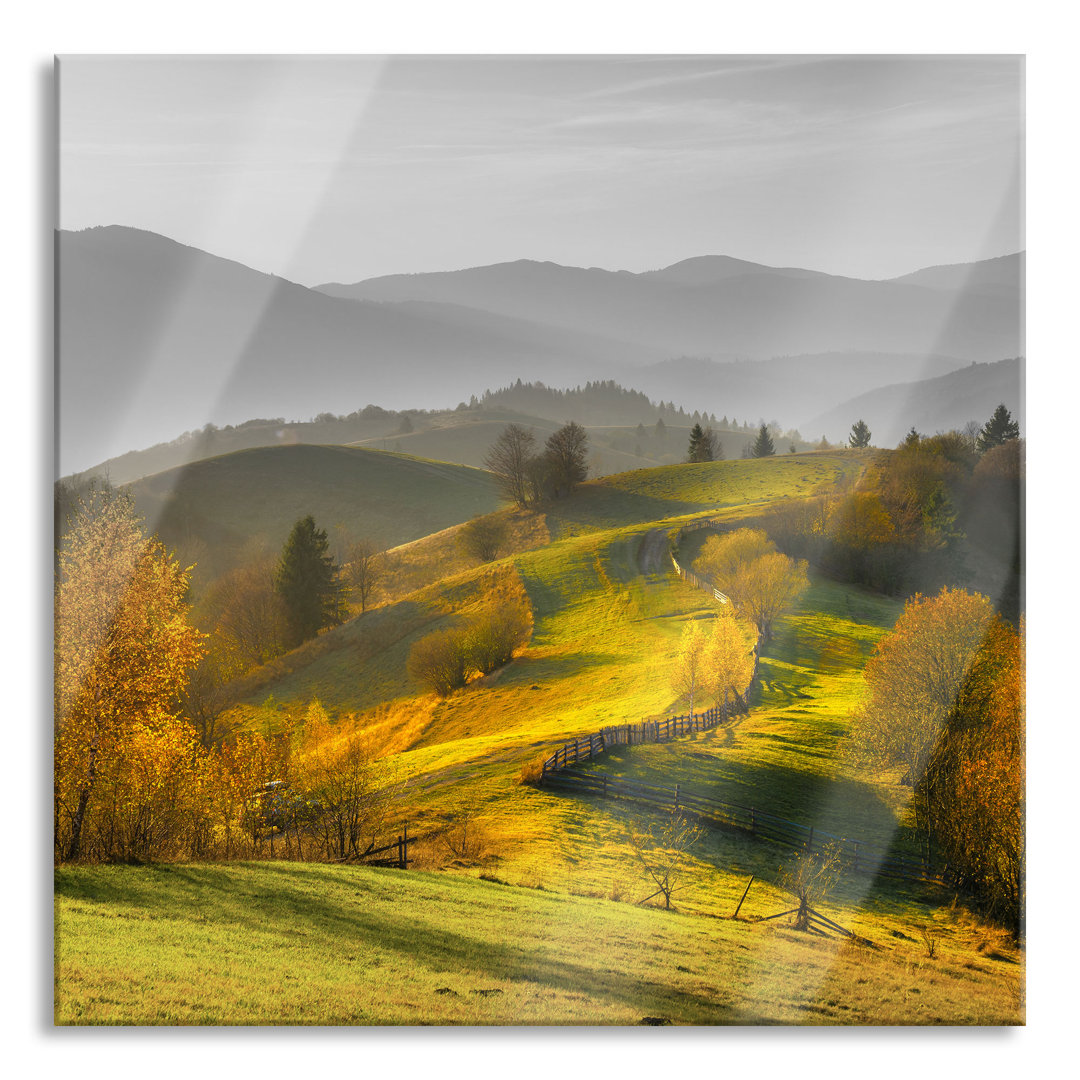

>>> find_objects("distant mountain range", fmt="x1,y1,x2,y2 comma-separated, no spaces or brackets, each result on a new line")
317,251,1022,359
57,225,1023,474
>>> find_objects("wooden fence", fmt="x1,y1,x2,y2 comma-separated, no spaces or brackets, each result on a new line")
540,702,750,778
670,517,732,604
354,825,413,869
540,769,940,885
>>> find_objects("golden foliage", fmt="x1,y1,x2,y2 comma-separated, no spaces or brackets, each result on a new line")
671,622,706,714
702,616,756,707
54,488,205,861
692,527,809,641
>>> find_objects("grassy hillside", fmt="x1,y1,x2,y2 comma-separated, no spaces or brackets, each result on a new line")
125,443,502,584
222,452,862,722
55,861,1022,1025
58,449,1023,1026
216,451,919,916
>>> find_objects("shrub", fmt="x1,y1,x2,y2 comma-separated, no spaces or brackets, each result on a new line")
465,601,532,675
407,628,470,697
517,752,548,786
458,514,510,563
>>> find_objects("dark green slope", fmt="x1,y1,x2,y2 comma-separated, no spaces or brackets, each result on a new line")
126,443,502,583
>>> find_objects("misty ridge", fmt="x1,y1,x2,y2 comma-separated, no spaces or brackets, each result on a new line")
58,224,1023,478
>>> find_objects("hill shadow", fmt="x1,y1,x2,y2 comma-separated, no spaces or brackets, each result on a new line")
56,863,745,1023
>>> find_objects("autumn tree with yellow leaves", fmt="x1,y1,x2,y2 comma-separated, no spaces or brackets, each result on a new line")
671,622,706,715
702,616,757,715
54,487,205,861
693,528,809,643
852,586,1023,931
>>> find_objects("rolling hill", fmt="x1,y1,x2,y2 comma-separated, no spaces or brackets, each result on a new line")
887,251,1024,297
123,443,503,585
57,227,649,475
58,449,1024,1025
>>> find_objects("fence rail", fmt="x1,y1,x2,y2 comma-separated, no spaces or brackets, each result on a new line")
541,768,940,885
540,701,750,778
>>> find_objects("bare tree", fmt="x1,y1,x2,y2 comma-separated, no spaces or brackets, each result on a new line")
210,557,287,667
778,842,846,931
544,421,589,497
626,810,703,910
483,424,536,507
343,539,383,613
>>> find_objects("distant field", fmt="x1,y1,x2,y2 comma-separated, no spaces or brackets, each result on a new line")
543,451,864,537
55,862,1022,1026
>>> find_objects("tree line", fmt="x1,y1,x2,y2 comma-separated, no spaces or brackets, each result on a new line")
763,404,1023,617
690,528,810,644
668,527,809,717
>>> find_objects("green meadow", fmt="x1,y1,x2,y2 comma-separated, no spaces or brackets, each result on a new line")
55,862,1021,1026
58,449,1023,1025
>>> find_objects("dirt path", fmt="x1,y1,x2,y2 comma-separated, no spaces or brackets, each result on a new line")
637,527,671,576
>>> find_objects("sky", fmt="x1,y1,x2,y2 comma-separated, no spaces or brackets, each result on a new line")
58,54,1024,285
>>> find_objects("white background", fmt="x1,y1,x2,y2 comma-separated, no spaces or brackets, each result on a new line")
5,1,1073,1074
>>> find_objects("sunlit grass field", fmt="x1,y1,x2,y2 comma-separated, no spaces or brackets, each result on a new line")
54,861,1022,1026
57,451,1024,1026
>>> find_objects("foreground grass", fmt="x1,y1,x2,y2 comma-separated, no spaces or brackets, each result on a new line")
55,862,1022,1026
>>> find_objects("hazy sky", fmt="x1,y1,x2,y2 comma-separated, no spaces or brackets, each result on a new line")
59,54,1023,285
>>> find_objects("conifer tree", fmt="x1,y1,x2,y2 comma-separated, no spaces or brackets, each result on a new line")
686,422,704,462
274,516,344,648
750,423,775,457
849,419,872,448
976,404,1020,453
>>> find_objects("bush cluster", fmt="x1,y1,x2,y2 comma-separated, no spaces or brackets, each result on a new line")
407,600,533,697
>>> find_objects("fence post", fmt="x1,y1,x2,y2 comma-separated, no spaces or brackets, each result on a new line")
807,826,814,852
402,823,409,869
853,841,859,874
733,874,755,920
397,833,403,869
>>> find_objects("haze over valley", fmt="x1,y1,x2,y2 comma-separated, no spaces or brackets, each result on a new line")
58,224,1022,478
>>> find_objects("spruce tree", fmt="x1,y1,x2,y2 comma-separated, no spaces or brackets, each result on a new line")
751,423,776,457
848,419,872,448
686,422,704,462
976,404,1020,453
275,515,344,648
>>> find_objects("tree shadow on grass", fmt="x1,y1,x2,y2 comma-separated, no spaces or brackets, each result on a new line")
55,861,747,1024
